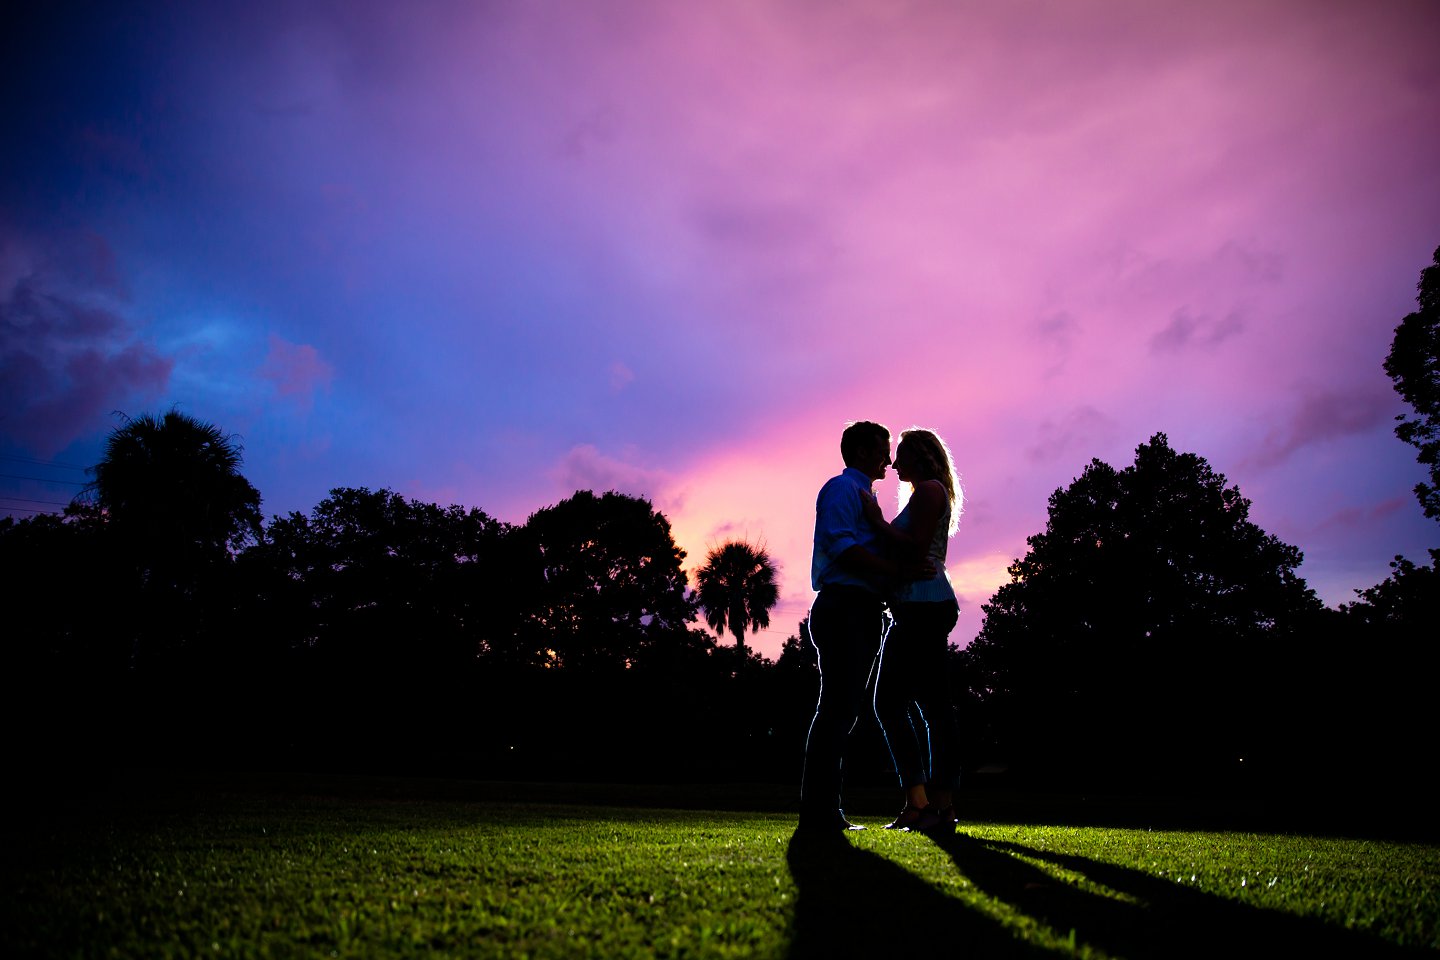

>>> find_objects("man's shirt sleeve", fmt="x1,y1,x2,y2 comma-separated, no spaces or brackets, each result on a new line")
815,476,866,560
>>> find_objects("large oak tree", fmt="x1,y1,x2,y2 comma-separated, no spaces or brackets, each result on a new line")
963,434,1321,785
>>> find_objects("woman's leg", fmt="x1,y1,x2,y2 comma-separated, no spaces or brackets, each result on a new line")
873,613,929,791
907,601,961,800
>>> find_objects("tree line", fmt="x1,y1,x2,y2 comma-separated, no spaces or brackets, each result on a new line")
5,445,815,784
4,247,1436,796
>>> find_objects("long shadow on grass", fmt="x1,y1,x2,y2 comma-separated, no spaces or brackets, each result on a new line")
928,833,1430,958
786,833,1057,959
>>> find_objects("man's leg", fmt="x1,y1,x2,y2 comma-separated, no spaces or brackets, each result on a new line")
799,587,882,831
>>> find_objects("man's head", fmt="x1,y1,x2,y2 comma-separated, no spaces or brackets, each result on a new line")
840,420,891,482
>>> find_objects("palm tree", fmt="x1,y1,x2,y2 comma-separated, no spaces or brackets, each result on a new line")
87,409,263,577
695,540,779,654
84,410,263,669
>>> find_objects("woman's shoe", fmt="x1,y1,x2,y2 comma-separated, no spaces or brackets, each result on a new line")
883,805,952,832
882,806,924,830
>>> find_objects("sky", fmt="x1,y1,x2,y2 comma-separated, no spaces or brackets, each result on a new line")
3,0,1438,659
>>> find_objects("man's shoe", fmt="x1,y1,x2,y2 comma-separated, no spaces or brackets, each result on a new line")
798,811,864,835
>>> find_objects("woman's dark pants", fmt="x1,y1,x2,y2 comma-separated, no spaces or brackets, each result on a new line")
874,599,961,790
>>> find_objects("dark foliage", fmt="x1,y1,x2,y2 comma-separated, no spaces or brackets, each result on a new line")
695,539,780,652
9,388,1434,800
1384,245,1440,519
1,506,132,780
962,434,1323,788
88,409,263,568
239,486,525,672
83,410,264,670
522,489,694,672
1332,550,1440,789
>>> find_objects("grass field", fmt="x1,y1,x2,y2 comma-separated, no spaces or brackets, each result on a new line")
5,773,1436,958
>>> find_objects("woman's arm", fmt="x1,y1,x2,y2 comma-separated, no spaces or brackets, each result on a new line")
862,481,946,555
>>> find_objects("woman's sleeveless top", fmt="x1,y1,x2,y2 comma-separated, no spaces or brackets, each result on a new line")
892,492,956,604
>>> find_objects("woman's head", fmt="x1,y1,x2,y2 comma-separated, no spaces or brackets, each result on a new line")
896,427,962,534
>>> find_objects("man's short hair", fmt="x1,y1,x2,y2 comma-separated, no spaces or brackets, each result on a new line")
840,420,890,466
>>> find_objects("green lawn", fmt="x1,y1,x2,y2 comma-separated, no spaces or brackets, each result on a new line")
5,774,1436,958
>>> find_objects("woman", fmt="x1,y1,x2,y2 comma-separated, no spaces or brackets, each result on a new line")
863,427,963,833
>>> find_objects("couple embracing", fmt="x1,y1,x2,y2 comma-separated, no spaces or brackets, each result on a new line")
799,420,962,840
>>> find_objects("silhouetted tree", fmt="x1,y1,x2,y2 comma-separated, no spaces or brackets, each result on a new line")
1322,244,1440,797
1,505,118,674
88,410,263,569
1384,244,1440,520
246,487,523,671
774,617,817,677
522,490,694,672
695,540,779,654
85,410,262,669
963,433,1321,787
228,487,531,770
1,504,136,781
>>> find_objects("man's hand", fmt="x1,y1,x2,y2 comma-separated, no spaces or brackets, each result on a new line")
899,557,937,581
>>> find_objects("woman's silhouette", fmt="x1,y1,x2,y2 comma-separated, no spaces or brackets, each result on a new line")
864,427,963,832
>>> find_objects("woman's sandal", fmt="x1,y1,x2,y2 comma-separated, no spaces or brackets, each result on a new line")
884,804,953,833
882,806,925,830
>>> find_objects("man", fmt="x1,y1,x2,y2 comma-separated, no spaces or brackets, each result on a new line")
798,420,910,839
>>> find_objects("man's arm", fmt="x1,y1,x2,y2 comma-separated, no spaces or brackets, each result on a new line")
833,542,901,582
818,478,933,584
834,543,934,582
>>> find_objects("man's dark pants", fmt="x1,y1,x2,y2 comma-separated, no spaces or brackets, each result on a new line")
799,585,885,828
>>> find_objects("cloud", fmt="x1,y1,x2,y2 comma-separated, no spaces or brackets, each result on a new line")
0,228,171,454
608,361,635,392
1312,494,1409,535
1249,386,1396,469
946,551,1015,608
259,334,334,412
1149,307,1246,353
1026,406,1119,464
549,444,680,512
1032,311,1080,377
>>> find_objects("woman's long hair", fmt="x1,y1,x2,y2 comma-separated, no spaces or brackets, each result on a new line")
897,427,962,536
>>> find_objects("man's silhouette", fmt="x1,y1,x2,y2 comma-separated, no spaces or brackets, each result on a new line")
798,420,906,838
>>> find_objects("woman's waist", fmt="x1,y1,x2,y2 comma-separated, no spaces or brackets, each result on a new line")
894,571,954,601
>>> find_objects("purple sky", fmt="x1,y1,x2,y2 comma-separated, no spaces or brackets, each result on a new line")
4,0,1438,658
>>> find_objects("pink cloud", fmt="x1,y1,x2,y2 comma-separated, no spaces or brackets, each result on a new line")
1149,308,1246,354
608,361,635,392
549,444,681,514
1313,494,1410,535
1026,407,1121,464
259,334,334,411
1249,386,1398,470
